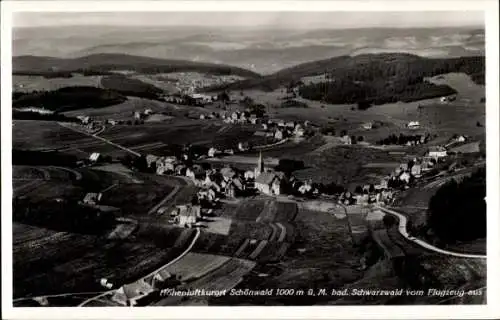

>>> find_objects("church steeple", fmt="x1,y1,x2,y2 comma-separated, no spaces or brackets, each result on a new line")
255,151,264,178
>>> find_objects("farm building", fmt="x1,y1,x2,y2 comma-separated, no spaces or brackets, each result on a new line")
407,121,420,129
440,95,456,103
77,115,90,124
173,205,201,226
89,152,101,162
399,172,411,184
428,146,447,159
340,135,352,145
286,121,295,128
82,192,102,205
249,114,258,124
111,280,154,306
274,129,284,140
411,164,422,177
362,122,373,130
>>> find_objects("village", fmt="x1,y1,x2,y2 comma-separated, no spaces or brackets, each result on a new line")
73,103,479,232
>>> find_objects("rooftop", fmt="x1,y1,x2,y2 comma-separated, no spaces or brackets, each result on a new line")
255,172,277,185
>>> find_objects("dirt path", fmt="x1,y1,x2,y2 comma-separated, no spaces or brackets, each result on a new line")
58,122,141,157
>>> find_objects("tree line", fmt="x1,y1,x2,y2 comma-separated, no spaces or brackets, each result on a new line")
13,86,127,112
427,167,486,242
13,198,116,235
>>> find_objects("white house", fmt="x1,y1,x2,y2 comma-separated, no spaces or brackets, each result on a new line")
362,122,373,130
341,135,352,145
244,170,255,180
83,192,102,205
174,205,201,226
428,146,447,159
274,129,284,141
411,164,422,177
407,121,420,129
208,147,217,157
89,152,101,162
399,172,411,184
77,115,90,124
186,168,195,179
456,135,467,142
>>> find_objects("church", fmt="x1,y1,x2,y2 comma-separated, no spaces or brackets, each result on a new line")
253,151,283,196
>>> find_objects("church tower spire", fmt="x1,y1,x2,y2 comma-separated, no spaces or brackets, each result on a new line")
255,151,264,178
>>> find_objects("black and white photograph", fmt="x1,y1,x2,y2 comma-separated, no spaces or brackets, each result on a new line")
1,1,499,319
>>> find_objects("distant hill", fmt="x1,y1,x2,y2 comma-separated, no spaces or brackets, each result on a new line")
14,26,483,74
12,53,262,79
202,53,485,106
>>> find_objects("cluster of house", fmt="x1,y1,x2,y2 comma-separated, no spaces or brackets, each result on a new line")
338,139,457,206
74,108,155,129
163,72,243,96
221,110,260,124
253,119,308,141
142,151,292,228
164,93,217,106
15,107,54,115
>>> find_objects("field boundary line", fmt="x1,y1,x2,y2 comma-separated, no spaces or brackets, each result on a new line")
58,122,141,157
148,185,181,215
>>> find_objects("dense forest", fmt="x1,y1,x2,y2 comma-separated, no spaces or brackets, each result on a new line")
427,167,486,242
13,110,80,122
13,53,261,78
13,198,116,235
204,54,484,105
299,79,456,106
100,75,163,100
13,149,80,167
13,86,127,112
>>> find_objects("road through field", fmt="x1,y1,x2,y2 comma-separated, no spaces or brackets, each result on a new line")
375,205,486,259
58,122,141,157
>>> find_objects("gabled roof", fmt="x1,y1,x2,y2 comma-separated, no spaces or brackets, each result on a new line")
255,172,277,185
429,146,446,152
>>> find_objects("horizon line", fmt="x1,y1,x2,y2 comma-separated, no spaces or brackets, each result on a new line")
13,24,484,30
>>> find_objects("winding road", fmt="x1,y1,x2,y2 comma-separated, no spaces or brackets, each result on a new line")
375,205,486,259
78,227,201,307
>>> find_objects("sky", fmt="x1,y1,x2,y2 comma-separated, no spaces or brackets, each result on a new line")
13,11,484,29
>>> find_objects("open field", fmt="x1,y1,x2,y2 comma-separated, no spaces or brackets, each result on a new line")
210,206,365,305
13,119,263,159
13,74,101,92
427,73,485,103
297,145,402,187
13,222,196,299
62,96,176,121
